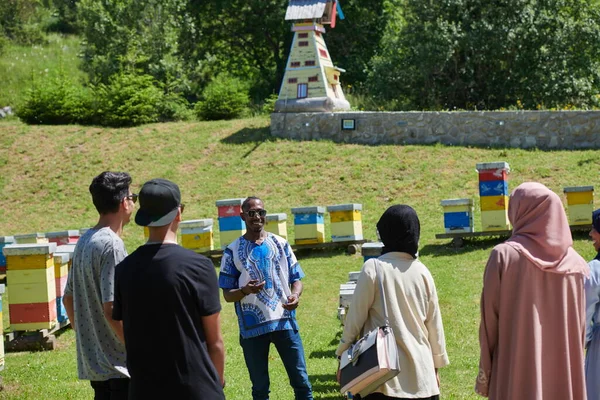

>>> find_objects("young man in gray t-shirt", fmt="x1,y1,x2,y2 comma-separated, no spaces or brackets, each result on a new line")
64,171,136,399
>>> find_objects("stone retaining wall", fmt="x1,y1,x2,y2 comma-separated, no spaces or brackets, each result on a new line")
270,111,600,149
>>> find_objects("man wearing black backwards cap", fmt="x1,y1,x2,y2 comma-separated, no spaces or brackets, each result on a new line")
113,179,225,399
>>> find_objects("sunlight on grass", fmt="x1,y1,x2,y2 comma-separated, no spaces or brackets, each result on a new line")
0,117,599,399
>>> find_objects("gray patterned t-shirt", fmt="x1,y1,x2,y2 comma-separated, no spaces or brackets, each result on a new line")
64,227,129,380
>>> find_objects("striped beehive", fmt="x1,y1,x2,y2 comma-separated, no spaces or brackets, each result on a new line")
53,253,70,323
265,213,288,239
46,230,80,246
291,206,325,245
0,284,5,371
564,186,594,225
3,243,57,331
477,162,511,231
327,204,363,242
180,219,214,253
441,199,474,233
55,244,76,274
361,242,383,262
216,198,246,249
0,236,15,274
14,233,48,244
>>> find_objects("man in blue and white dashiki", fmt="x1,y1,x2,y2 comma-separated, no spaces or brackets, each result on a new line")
219,196,313,400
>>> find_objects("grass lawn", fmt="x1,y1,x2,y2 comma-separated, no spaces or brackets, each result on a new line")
0,117,598,399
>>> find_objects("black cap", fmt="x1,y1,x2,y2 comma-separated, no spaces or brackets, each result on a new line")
135,179,181,227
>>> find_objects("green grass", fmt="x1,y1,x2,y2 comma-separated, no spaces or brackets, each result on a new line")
0,117,599,399
0,34,85,108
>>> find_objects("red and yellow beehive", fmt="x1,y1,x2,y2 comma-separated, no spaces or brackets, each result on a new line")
563,186,594,225
3,243,57,331
476,162,511,231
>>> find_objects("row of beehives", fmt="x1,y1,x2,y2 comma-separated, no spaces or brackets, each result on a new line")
442,161,594,232
173,199,365,252
338,243,383,325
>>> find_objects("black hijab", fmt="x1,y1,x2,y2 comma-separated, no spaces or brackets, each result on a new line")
376,205,420,258
593,209,600,261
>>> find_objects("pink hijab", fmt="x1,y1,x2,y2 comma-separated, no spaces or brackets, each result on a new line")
505,182,589,276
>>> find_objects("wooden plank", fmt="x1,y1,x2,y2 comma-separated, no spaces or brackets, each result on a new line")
435,224,592,240
4,319,70,352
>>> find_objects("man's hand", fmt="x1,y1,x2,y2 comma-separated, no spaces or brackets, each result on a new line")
242,279,265,295
283,293,299,310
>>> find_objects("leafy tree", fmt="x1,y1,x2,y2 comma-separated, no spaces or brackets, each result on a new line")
368,0,600,110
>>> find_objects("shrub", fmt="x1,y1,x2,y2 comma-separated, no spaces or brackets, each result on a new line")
194,74,249,120
157,92,194,122
17,74,94,125
95,73,164,127
260,93,279,115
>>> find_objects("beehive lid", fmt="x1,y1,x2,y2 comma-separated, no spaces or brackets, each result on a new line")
3,243,57,256
291,206,325,214
14,232,46,240
564,186,594,193
54,253,71,263
180,219,214,229
475,162,510,172
327,204,362,212
46,230,80,238
440,198,474,206
55,244,76,254
216,198,245,207
266,213,287,221
0,236,15,244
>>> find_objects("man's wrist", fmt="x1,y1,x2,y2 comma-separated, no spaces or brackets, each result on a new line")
240,287,248,296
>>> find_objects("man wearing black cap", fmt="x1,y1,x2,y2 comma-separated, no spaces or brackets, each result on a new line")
113,178,225,399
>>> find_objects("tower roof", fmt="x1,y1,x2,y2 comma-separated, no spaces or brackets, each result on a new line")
285,0,328,20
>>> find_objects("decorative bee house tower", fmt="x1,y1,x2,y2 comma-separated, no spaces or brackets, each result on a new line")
275,0,351,112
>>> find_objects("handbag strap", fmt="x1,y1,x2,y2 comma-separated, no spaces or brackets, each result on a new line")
374,259,390,327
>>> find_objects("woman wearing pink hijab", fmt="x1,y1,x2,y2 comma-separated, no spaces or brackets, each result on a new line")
475,182,589,399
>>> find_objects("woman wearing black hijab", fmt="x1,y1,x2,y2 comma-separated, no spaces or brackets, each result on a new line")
584,209,600,399
335,205,450,399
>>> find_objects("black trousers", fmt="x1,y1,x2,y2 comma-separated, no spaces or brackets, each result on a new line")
357,393,439,400
90,378,130,400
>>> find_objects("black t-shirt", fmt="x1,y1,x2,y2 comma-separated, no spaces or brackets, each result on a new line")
113,243,224,400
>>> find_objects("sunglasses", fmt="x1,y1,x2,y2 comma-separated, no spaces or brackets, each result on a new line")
245,209,267,218
179,204,185,214
125,193,138,203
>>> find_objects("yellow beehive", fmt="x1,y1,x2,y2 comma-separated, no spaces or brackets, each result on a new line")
180,219,214,253
564,186,594,225
265,213,288,239
481,210,511,231
14,233,48,244
219,230,244,249
143,226,150,240
327,204,363,242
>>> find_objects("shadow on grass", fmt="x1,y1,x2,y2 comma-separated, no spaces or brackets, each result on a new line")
423,229,592,258
310,349,337,359
420,236,507,257
310,373,340,395
293,248,353,260
220,126,277,158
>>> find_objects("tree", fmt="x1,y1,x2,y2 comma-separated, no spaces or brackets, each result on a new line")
368,0,600,110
